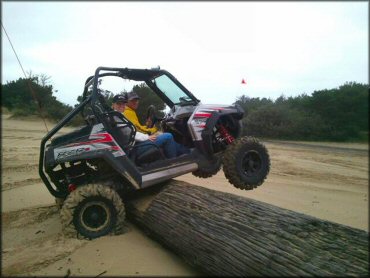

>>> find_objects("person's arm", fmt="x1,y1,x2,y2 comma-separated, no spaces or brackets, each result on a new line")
124,108,158,134
135,131,149,142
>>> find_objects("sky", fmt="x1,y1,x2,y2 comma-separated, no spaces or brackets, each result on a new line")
1,1,368,107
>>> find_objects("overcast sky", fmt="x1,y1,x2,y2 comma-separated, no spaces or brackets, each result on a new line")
2,1,368,107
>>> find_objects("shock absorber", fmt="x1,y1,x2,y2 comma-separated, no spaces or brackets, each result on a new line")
218,125,235,144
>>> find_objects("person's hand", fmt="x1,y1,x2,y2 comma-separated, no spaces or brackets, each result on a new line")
148,135,157,142
146,118,153,127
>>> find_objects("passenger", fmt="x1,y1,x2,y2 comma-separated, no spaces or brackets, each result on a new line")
111,94,127,114
112,94,189,158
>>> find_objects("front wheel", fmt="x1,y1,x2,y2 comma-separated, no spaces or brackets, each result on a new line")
223,136,270,190
60,183,125,239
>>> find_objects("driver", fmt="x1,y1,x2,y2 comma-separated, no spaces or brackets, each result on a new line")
123,92,157,135
112,94,189,158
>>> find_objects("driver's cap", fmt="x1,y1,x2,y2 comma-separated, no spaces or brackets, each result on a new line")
127,91,141,100
113,94,127,103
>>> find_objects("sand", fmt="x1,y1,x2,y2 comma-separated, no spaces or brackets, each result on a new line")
1,113,368,276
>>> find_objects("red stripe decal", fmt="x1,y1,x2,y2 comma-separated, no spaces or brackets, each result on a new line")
67,133,114,147
194,112,212,118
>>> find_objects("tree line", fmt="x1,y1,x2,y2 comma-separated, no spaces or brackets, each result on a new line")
235,82,368,141
2,75,72,121
1,75,368,142
1,75,165,126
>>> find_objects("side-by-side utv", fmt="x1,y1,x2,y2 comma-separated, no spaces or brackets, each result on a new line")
39,66,270,239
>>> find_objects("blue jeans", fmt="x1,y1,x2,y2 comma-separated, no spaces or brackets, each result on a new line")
136,133,190,159
153,133,190,158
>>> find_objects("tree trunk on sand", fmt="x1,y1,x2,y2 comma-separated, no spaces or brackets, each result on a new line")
125,180,369,276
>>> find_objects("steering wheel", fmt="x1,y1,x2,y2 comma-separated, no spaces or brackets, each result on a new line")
146,105,163,128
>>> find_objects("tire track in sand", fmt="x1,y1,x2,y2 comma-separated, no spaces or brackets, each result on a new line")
2,205,87,276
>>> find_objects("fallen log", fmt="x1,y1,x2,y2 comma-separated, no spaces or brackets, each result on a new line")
125,180,369,276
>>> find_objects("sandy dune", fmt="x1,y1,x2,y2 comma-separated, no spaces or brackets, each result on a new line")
1,114,368,276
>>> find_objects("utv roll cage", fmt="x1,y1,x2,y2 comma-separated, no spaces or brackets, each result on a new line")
39,66,199,198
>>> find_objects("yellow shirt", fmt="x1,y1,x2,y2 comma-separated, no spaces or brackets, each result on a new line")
123,106,158,135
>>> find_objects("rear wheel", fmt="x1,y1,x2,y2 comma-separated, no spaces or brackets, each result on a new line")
60,183,125,239
223,136,270,190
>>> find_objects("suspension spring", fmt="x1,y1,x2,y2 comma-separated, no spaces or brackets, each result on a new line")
218,125,235,144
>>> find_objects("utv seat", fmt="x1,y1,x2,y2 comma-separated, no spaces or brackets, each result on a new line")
101,110,165,165
129,142,165,166
102,111,136,150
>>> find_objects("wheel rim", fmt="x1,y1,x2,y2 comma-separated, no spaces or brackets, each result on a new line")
79,201,111,232
241,150,262,177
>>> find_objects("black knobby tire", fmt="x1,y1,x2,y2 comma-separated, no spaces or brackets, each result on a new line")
60,183,125,239
223,136,270,190
192,155,222,178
